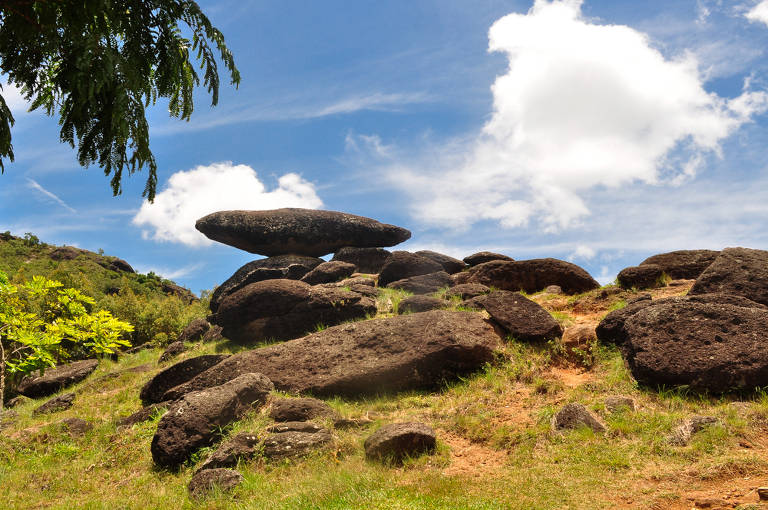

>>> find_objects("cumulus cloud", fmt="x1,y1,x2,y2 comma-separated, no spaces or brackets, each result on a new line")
389,0,768,232
133,162,322,246
746,1,768,25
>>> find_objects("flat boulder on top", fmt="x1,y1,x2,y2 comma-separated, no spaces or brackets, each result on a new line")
161,310,500,400
640,249,720,279
464,258,599,295
151,373,273,469
463,251,513,267
464,291,562,342
690,247,768,306
17,359,99,399
209,255,323,313
196,208,411,257
378,251,444,287
415,250,466,274
140,354,230,405
386,271,451,295
213,279,376,344
621,298,768,392
364,422,436,464
331,247,392,274
300,261,356,285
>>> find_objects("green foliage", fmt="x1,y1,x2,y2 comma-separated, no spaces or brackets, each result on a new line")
0,0,240,200
0,270,133,390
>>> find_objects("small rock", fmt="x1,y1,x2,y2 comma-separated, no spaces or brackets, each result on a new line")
300,261,356,285
140,354,230,405
463,291,562,342
198,432,260,470
59,417,93,436
386,271,452,295
397,295,445,314
33,393,75,415
757,487,768,501
617,264,665,290
5,395,30,408
604,396,636,413
117,402,171,427
202,325,223,342
18,359,99,399
188,468,243,500
667,415,718,446
262,426,333,460
445,283,491,300
364,422,437,464
561,324,597,365
331,247,392,274
269,398,338,422
551,403,605,433
158,341,186,364
544,285,562,294
177,318,211,343
414,250,466,274
378,252,444,287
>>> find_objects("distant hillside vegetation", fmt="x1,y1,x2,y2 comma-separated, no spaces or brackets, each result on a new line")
0,231,207,347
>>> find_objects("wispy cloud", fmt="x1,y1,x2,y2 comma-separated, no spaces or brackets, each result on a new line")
132,263,204,280
153,92,430,135
26,178,77,213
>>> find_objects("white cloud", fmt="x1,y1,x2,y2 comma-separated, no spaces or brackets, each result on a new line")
26,178,77,213
387,0,768,232
132,263,204,280
0,80,30,113
568,245,596,261
746,1,768,25
132,162,323,246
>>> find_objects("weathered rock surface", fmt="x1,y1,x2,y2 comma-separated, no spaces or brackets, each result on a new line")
386,271,452,295
690,247,768,306
151,373,273,469
59,417,93,436
464,259,600,295
397,295,445,314
640,249,720,280
33,393,75,415
364,422,436,464
49,246,84,261
604,396,636,413
331,247,392,274
17,359,99,399
209,255,324,312
198,432,260,470
561,323,598,364
177,318,211,343
300,261,356,285
269,398,338,422
667,416,718,446
617,264,665,290
99,257,135,273
462,251,513,267
551,403,605,433
162,311,500,400
188,468,243,500
214,279,376,344
196,208,411,257
262,425,333,460
158,341,186,364
378,252,444,287
621,298,768,392
140,354,230,405
161,282,197,304
415,250,466,274
445,283,490,300
464,291,562,342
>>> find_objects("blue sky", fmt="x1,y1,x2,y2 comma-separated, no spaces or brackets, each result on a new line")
4,0,768,295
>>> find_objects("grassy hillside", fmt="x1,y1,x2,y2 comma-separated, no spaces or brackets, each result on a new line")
0,232,208,347
2,280,767,509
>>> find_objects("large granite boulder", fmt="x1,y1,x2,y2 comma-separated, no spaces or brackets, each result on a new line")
17,359,99,399
196,208,411,257
213,279,376,344
620,298,768,392
385,271,452,295
378,252,444,287
331,247,392,274
690,248,768,306
415,251,466,274
300,261,356,285
464,291,562,342
364,422,436,464
462,251,513,267
140,354,230,405
151,373,273,469
464,258,599,295
209,255,324,313
640,249,720,280
161,311,500,400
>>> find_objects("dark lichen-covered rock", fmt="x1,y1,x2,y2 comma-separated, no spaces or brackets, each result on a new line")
300,261,356,285
617,264,665,290
17,359,98,399
196,208,411,257
33,393,75,415
188,468,243,500
689,247,768,306
640,249,720,280
331,247,392,274
386,271,452,295
551,403,605,433
397,295,445,314
464,291,562,342
462,251,513,267
378,252,444,287
140,354,230,405
464,258,599,295
198,432,260,470
269,398,338,422
364,422,436,464
414,250,466,274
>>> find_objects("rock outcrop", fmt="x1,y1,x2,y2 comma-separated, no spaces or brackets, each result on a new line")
140,354,230,405
161,311,500,400
17,359,99,399
617,265,665,290
463,258,600,295
464,291,562,342
414,250,466,274
640,249,720,279
378,252,445,287
462,252,513,267
689,247,768,306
